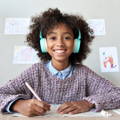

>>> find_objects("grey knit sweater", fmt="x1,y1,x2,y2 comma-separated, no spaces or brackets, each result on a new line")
0,62,120,112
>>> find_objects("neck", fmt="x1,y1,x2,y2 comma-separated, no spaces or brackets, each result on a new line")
51,60,70,71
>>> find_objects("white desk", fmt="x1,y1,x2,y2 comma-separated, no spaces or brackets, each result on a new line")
0,111,120,120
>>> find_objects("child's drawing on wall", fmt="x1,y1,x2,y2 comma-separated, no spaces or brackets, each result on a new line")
99,47,119,72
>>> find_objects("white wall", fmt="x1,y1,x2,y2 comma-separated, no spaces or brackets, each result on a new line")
0,0,120,86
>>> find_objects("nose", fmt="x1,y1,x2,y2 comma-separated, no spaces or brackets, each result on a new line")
56,38,64,47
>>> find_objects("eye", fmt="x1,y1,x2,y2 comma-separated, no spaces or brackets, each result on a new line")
48,36,57,40
64,36,73,40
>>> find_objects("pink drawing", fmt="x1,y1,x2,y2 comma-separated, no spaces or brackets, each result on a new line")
103,56,116,68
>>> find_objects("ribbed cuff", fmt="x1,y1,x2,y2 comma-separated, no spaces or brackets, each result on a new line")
83,97,103,112
5,97,24,113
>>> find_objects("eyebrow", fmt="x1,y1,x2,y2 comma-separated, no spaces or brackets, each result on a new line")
47,32,73,36
47,32,56,35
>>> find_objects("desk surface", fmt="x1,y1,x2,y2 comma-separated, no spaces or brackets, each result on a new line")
0,111,120,120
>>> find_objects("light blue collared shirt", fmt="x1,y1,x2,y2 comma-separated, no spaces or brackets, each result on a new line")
45,61,74,79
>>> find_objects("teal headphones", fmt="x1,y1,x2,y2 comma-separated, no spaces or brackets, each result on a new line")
39,30,81,53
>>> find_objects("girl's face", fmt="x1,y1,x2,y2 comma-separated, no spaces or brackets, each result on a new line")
46,24,74,65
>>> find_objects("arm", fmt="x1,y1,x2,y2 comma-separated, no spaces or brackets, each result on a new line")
57,100,94,114
11,99,50,116
83,67,120,111
0,63,50,116
0,64,38,112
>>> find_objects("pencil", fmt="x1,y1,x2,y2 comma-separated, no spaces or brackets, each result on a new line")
25,82,42,101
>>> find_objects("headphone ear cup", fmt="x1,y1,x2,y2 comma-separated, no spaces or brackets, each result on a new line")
73,38,81,53
40,38,47,53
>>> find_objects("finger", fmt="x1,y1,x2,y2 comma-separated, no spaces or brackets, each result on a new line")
57,104,71,113
41,101,51,110
59,106,77,114
40,101,50,111
32,110,44,116
24,105,44,117
69,109,82,114
32,104,46,115
35,100,50,111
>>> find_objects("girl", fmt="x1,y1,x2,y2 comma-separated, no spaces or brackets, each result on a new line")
0,8,120,117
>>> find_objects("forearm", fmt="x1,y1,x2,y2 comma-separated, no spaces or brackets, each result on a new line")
83,91,120,111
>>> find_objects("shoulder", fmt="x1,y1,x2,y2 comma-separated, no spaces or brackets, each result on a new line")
74,64,99,77
29,61,48,73
19,62,44,77
74,63,93,73
28,62,45,70
75,64,107,81
30,62,42,70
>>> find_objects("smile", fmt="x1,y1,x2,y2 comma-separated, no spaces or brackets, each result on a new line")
53,49,66,54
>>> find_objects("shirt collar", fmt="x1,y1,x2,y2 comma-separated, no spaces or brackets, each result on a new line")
47,61,72,76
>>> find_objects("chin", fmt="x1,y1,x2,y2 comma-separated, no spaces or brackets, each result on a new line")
56,59,66,62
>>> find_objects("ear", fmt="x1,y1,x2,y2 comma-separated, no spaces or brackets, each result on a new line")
39,32,47,53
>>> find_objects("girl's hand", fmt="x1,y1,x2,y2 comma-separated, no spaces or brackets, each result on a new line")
12,99,50,117
57,100,94,114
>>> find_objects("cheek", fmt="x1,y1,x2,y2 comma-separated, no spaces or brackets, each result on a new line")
67,42,74,49
46,46,51,53
46,41,52,49
46,43,54,55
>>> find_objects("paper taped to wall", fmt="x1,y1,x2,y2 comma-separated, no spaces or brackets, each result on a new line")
87,19,106,36
99,47,119,72
4,18,30,35
13,45,39,64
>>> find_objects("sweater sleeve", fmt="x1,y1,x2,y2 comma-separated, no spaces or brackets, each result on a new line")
0,63,39,112
83,67,120,112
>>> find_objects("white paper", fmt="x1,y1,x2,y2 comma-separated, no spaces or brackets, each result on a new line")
13,45,39,64
12,104,109,117
87,19,106,36
113,109,120,115
99,47,119,72
4,18,30,34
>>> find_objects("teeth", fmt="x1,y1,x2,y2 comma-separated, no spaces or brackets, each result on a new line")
55,50,65,53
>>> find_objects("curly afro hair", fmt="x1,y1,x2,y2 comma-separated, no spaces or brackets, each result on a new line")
26,8,94,65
